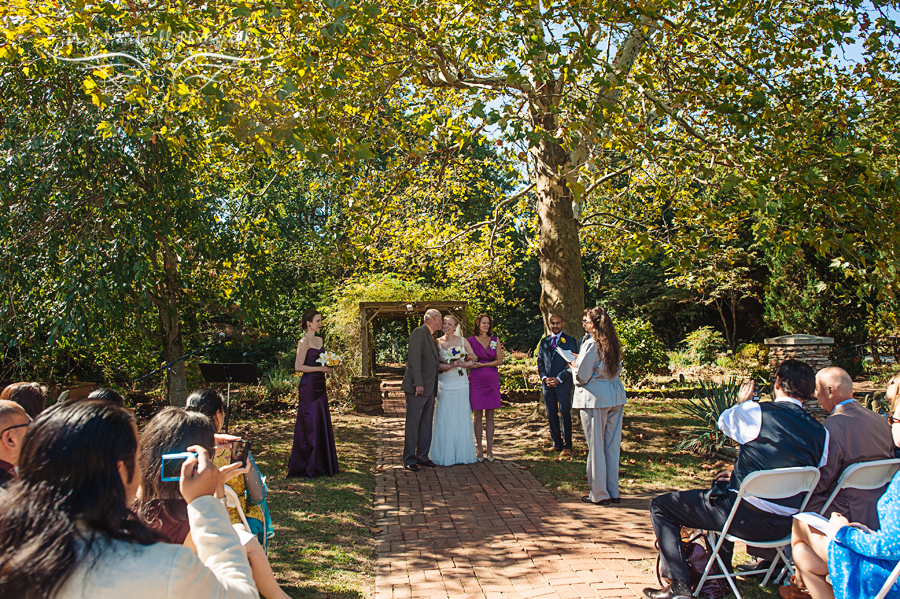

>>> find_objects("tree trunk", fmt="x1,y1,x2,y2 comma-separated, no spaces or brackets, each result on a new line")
533,133,585,338
158,297,188,406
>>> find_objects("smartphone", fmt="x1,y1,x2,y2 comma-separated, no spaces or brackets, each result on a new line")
231,439,251,465
56,390,70,403
161,452,197,482
752,382,760,401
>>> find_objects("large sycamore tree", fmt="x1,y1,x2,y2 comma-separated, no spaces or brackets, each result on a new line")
3,0,899,343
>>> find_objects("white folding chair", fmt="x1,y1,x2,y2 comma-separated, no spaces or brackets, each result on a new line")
875,560,900,599
818,458,900,516
223,485,252,532
694,466,821,599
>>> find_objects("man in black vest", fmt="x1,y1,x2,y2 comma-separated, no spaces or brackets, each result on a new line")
643,360,829,599
537,314,580,456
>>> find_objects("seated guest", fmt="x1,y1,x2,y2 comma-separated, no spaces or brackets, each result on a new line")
187,387,273,548
643,360,829,599
807,367,895,522
0,381,47,419
86,387,126,405
790,470,900,599
137,407,290,599
0,400,257,599
0,400,31,490
784,367,896,597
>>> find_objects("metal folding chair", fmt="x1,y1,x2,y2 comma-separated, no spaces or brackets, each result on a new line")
875,560,900,599
818,458,900,516
694,466,821,599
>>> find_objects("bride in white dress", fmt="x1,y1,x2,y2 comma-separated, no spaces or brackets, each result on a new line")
431,315,479,466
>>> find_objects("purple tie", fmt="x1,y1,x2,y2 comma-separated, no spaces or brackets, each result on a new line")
550,335,558,350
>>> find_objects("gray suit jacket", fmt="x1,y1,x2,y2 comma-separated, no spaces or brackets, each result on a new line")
401,325,440,396
807,400,895,528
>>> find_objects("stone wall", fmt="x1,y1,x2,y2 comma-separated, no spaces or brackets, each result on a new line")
764,334,834,420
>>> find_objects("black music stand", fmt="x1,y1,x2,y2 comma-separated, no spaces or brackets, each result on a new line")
198,363,258,433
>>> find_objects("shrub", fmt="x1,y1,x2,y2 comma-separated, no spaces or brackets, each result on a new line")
667,349,693,370
735,343,768,365
684,326,725,365
676,377,742,454
617,318,668,383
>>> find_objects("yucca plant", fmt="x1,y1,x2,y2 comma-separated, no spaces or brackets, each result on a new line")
675,377,742,454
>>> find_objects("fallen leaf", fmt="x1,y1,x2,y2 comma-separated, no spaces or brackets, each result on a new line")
370,527,383,534
374,465,384,473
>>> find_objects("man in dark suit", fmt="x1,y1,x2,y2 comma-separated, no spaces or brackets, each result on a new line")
400,309,444,472
537,314,580,456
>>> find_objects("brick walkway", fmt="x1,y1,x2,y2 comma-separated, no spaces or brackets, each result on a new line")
374,380,660,599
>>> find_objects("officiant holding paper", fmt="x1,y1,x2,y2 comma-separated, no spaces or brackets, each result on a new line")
537,314,580,456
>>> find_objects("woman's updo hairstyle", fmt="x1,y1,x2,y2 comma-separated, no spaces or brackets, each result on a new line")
301,309,321,332
585,306,623,378
185,387,225,421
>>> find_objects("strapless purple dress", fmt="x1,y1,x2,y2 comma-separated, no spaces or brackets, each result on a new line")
287,346,339,478
468,336,502,410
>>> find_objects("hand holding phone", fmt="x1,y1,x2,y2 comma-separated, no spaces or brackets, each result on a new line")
230,439,252,465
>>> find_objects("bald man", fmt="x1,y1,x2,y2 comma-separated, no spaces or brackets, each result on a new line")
400,309,446,471
805,366,895,525
0,400,31,489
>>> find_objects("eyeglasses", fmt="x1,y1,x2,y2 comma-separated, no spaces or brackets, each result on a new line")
0,422,30,437
886,414,900,426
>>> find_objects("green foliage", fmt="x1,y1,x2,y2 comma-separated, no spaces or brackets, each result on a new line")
324,274,462,376
617,318,668,383
684,326,726,365
735,343,768,365
676,378,742,454
764,251,868,348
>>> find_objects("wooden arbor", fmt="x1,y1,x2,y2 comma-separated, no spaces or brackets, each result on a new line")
359,301,467,377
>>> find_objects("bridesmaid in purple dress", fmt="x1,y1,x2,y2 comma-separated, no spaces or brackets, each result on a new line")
468,314,504,462
287,310,339,478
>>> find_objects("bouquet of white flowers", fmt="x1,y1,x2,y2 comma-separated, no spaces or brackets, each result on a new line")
440,346,468,376
316,351,342,368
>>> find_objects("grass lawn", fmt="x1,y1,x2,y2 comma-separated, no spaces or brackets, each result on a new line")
495,395,783,599
228,406,377,599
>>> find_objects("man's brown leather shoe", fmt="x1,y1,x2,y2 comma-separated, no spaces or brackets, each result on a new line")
559,449,572,457
543,445,562,452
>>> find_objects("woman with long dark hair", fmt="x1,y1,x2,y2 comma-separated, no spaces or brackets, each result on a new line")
569,306,626,506
0,400,256,599
138,406,290,599
287,309,339,478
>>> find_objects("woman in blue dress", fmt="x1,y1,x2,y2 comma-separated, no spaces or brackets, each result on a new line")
791,469,900,598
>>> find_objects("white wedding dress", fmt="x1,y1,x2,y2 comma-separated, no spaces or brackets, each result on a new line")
430,346,478,466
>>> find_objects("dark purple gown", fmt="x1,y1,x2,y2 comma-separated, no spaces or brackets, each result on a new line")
287,346,339,478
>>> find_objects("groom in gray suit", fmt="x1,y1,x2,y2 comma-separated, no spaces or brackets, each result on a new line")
401,309,444,472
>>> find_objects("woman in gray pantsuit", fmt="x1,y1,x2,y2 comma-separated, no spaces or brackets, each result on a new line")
570,306,626,506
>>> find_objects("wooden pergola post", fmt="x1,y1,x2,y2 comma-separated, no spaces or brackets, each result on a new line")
357,301,468,378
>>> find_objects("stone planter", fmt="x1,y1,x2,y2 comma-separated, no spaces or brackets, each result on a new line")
350,376,383,415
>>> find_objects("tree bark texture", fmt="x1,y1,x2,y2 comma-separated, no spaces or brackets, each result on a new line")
533,134,585,338
158,299,188,407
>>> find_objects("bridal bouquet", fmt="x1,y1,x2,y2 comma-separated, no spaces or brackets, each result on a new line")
316,351,343,367
440,347,468,376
